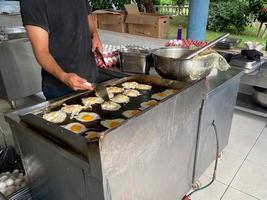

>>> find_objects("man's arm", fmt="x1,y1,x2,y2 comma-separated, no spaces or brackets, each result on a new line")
26,25,93,91
88,15,103,52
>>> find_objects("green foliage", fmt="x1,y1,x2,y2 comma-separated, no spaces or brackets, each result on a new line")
208,1,250,34
153,0,188,5
90,0,130,10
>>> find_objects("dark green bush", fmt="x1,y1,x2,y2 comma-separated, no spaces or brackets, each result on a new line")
90,0,130,10
208,1,249,34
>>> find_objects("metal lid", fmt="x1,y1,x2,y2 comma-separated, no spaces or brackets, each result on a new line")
0,26,27,41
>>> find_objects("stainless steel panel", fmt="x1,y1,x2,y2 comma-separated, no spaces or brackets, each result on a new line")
0,38,42,101
8,121,104,200
6,80,204,200
100,82,203,200
0,26,27,41
193,75,241,183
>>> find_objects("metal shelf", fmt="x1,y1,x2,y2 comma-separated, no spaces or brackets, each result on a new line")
235,93,267,118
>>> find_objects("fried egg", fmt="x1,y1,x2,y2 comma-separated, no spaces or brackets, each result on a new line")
123,89,141,97
136,83,152,91
122,81,139,89
64,123,87,134
95,91,114,99
122,110,141,118
140,100,157,110
43,111,67,123
61,104,84,118
101,119,124,129
111,94,130,104
151,89,177,101
101,101,121,111
107,86,124,94
75,112,100,122
82,97,104,107
85,131,103,141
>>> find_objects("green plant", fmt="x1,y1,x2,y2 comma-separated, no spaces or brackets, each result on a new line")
89,0,130,10
208,1,250,34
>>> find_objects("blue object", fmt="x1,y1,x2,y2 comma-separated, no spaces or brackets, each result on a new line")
176,24,183,40
187,0,210,41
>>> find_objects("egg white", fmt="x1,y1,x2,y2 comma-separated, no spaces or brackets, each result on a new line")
64,123,87,134
43,111,67,123
75,112,100,122
111,94,130,104
107,86,124,94
140,100,157,110
136,84,152,90
82,97,104,106
101,119,124,129
101,101,121,111
122,110,141,118
122,81,139,89
123,89,141,97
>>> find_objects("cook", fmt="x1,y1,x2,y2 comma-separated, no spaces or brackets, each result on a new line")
20,0,103,100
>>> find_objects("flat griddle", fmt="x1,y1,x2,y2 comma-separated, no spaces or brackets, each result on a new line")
20,75,189,156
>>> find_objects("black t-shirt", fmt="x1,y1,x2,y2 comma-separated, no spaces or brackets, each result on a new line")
20,0,98,90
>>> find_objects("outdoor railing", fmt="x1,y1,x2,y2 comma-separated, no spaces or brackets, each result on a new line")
154,4,189,16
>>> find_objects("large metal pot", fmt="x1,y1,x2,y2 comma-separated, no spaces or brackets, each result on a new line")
253,86,267,108
152,47,213,81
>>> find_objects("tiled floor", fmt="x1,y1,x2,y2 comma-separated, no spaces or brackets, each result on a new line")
0,96,266,200
192,110,267,200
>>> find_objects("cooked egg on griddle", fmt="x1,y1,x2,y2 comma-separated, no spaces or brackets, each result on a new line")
95,91,114,99
151,89,177,101
82,97,104,107
75,112,100,123
101,119,124,129
111,94,130,104
122,110,141,118
43,111,67,123
136,83,152,91
139,100,157,110
123,89,141,97
122,81,139,89
107,86,124,94
85,131,103,141
61,104,84,118
64,122,87,134
101,101,121,111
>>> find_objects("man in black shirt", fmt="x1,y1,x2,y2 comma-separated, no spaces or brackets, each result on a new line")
20,0,103,100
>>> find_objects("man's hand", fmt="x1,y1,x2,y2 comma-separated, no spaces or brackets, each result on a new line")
92,33,103,53
61,73,94,91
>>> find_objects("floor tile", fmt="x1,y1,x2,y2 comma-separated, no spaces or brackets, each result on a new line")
231,159,267,200
247,128,267,168
231,110,267,135
204,150,245,185
224,110,266,158
190,175,228,200
222,187,259,200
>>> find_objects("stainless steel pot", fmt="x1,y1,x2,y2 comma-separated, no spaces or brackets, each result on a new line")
253,86,267,108
152,47,212,81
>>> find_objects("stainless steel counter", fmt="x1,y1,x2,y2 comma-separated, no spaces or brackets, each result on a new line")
5,68,242,200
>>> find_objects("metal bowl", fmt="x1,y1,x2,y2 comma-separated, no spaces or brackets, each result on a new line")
152,47,212,82
253,86,267,108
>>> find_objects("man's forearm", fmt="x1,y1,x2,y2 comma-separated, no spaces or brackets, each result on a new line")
35,51,66,82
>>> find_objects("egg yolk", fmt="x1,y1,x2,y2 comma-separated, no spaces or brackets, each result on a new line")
82,115,94,121
109,121,121,128
148,101,156,107
131,110,141,116
71,125,82,132
159,92,167,97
